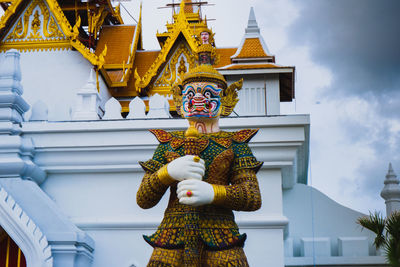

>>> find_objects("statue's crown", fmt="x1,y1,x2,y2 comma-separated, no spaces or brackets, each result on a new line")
182,41,226,88
172,31,243,117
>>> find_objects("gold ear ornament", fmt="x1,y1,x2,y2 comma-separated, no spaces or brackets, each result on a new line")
221,78,243,117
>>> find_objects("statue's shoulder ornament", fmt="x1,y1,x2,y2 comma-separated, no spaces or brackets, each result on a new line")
149,129,172,143
149,129,185,150
232,129,259,143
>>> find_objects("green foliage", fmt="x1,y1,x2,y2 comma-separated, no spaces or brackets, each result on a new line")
358,211,400,267
386,212,400,266
386,237,400,267
357,211,386,248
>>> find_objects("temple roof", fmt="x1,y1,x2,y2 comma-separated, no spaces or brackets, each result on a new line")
212,48,235,67
95,4,142,88
236,38,269,58
231,7,274,63
0,1,295,109
220,63,290,70
98,2,295,109
95,26,136,65
0,0,122,67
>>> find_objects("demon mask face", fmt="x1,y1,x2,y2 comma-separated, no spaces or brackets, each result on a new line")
181,82,222,119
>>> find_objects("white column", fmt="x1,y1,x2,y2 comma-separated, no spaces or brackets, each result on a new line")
0,50,45,184
265,74,280,116
244,168,286,267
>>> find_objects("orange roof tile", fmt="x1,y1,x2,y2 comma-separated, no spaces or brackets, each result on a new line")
223,64,288,70
215,48,237,68
134,51,161,77
95,25,136,64
112,50,161,96
107,70,124,83
183,0,194,13
236,38,268,58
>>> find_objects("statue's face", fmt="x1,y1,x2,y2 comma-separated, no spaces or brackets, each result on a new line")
200,31,210,44
181,82,222,119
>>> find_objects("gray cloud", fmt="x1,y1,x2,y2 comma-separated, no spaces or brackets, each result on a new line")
289,0,400,101
288,0,400,213
343,116,400,192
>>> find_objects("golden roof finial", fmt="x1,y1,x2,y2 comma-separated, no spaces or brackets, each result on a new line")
183,0,194,13
179,0,186,13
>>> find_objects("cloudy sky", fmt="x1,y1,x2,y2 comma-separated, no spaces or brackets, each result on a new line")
1,0,399,216
116,0,399,216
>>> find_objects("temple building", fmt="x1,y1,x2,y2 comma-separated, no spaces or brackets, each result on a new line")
0,0,392,266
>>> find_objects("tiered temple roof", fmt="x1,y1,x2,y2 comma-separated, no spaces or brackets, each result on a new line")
0,0,294,113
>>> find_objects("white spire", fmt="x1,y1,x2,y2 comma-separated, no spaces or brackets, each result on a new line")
387,163,396,179
231,7,271,59
88,68,96,87
381,163,400,216
71,69,101,121
246,7,260,34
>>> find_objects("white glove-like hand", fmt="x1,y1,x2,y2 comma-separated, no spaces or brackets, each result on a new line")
177,179,214,207
167,155,205,181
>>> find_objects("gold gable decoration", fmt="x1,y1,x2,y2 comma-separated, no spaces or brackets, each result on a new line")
0,0,107,69
5,0,64,41
2,0,68,51
152,43,196,93
134,1,206,93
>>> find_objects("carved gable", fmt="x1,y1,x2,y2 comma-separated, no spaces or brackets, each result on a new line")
152,42,196,93
5,0,65,41
1,0,70,51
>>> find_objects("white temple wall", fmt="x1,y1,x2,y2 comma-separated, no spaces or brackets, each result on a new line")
245,228,285,267
226,73,280,116
239,168,286,267
22,116,308,267
14,50,110,121
18,115,386,266
40,168,287,267
283,183,385,266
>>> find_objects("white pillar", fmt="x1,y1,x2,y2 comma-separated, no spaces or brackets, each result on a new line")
0,49,29,124
0,50,45,184
266,74,280,116
381,163,400,216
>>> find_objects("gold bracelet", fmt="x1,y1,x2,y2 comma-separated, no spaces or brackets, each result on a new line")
212,184,227,204
157,165,175,185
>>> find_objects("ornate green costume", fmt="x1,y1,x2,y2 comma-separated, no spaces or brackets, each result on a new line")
137,129,262,266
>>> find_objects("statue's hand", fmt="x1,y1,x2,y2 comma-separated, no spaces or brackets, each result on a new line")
167,155,205,181
177,179,214,206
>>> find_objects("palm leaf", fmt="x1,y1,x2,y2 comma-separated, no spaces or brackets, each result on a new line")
385,236,400,266
386,212,400,244
357,211,386,249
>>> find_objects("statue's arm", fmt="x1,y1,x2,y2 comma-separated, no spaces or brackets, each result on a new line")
176,130,263,209
136,169,170,209
136,142,206,209
136,142,170,209
213,168,261,211
177,167,261,210
212,136,263,211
